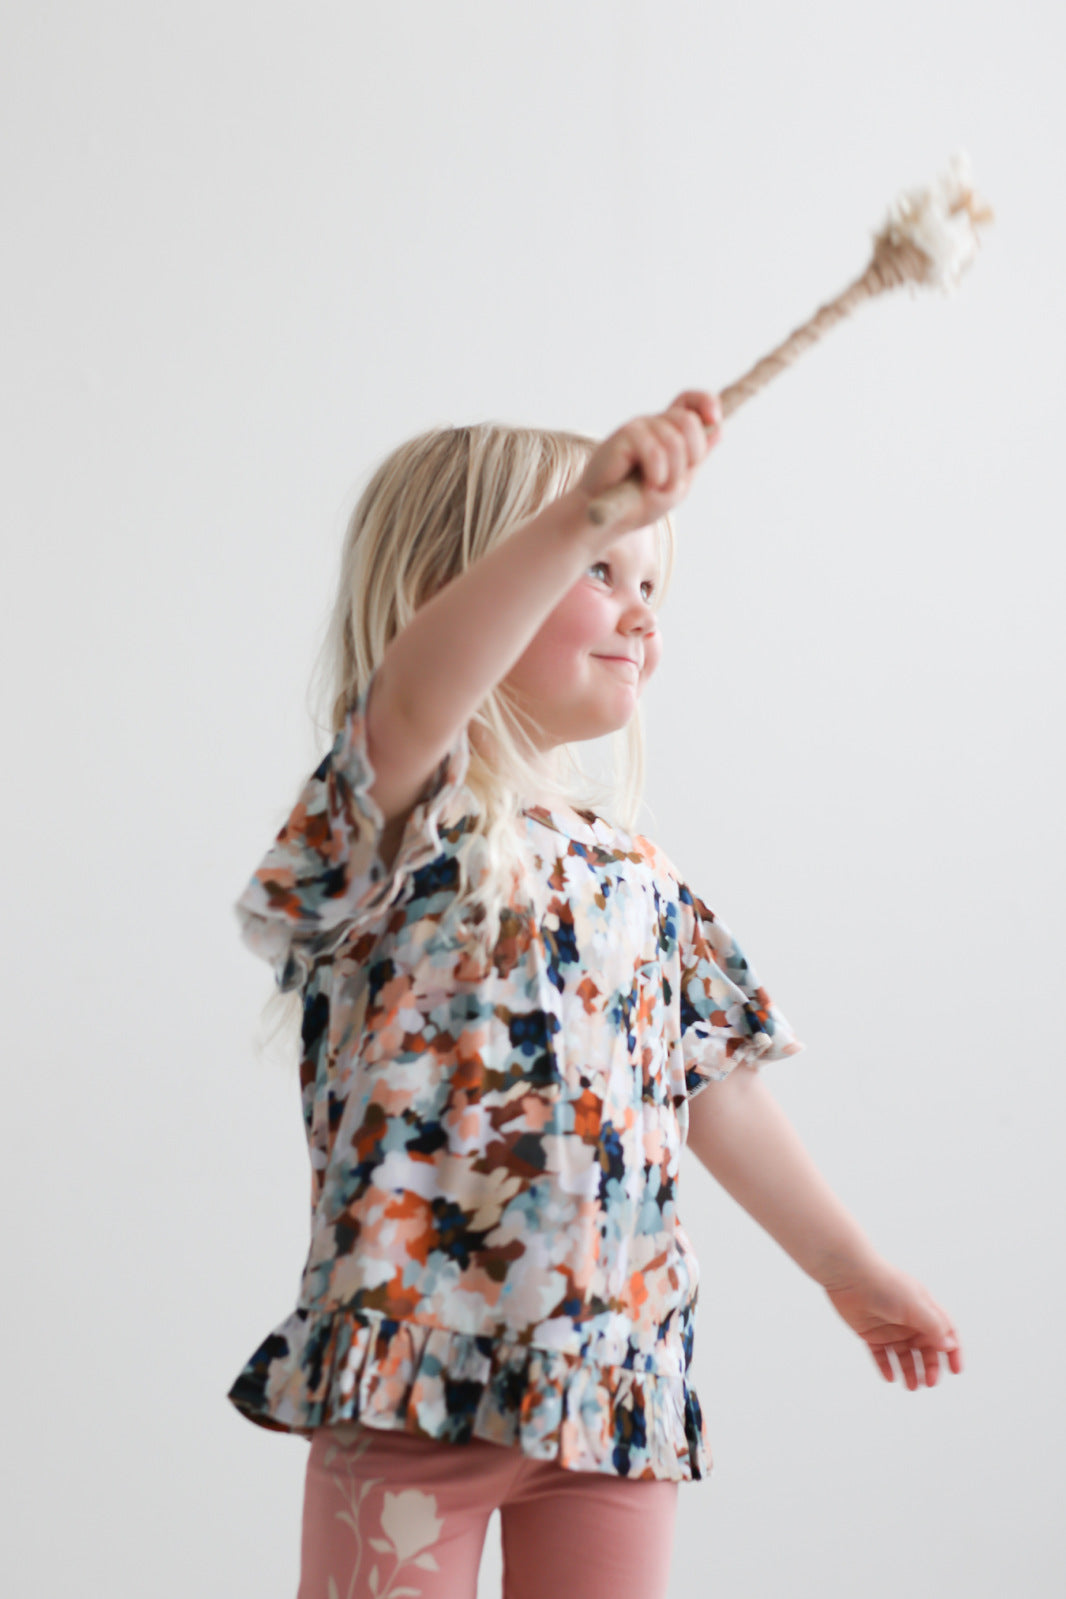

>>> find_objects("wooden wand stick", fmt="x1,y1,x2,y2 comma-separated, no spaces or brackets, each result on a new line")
587,152,994,528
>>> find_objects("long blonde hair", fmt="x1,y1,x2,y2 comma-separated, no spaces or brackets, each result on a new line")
256,421,676,1066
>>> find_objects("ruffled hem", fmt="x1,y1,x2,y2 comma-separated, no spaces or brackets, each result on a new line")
227,1305,711,1482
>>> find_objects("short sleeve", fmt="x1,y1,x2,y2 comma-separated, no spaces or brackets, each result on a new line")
234,670,470,992
676,881,803,1100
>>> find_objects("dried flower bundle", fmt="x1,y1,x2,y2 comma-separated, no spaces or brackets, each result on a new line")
874,152,994,296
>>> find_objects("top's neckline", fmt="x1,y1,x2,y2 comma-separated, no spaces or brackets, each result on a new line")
520,803,604,842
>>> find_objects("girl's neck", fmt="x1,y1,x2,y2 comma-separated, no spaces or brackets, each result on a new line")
469,722,575,816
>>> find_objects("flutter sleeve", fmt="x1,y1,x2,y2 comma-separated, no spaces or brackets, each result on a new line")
234,670,470,992
675,880,804,1099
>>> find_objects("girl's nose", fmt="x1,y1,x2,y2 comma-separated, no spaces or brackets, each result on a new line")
628,599,657,632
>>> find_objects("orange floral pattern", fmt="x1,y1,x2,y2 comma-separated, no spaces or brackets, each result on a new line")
227,672,802,1479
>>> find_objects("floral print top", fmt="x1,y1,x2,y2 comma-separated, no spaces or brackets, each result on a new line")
226,672,803,1481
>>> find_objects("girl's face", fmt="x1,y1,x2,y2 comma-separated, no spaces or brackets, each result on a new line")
503,524,663,751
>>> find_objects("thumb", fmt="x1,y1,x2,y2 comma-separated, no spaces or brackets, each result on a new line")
911,1285,959,1351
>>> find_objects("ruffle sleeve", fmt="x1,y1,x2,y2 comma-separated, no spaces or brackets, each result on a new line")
234,670,470,992
675,881,803,1098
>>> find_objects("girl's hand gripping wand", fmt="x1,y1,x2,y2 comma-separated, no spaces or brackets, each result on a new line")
587,152,994,529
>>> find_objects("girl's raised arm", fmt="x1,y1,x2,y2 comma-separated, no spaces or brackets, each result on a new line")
365,392,721,826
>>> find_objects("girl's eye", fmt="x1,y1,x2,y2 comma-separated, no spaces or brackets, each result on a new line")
588,561,655,601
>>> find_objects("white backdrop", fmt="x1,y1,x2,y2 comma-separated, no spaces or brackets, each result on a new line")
3,2,1064,1595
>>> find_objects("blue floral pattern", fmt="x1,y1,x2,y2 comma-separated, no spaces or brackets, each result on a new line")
227,672,802,1479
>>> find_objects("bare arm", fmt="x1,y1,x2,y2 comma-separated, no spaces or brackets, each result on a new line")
686,1064,879,1285
365,391,722,823
366,489,599,821
686,1066,963,1388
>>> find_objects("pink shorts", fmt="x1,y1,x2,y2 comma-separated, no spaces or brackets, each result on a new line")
297,1423,679,1599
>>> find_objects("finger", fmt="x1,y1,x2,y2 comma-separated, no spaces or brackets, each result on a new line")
646,415,689,490
937,1326,962,1371
654,414,692,483
896,1347,920,1391
920,1347,940,1387
933,1305,961,1354
924,1299,963,1371
669,389,720,432
624,419,670,490
909,1281,958,1344
665,401,713,468
872,1347,895,1383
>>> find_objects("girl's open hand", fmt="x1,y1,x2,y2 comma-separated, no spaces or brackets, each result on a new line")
824,1260,963,1389
576,390,722,539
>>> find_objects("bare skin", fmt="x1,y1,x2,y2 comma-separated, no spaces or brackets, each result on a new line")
686,1066,963,1388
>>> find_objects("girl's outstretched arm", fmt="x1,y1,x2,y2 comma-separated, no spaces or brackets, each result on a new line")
685,1065,963,1389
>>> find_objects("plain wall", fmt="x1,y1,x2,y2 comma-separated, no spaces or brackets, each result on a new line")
2,2,1064,1595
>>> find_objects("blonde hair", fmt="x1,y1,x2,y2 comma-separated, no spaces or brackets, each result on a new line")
256,421,676,1067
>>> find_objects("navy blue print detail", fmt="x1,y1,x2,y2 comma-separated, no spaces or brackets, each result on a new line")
301,989,330,1051
410,854,459,898
509,1009,551,1056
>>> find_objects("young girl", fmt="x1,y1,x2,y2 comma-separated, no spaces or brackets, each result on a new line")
227,391,963,1599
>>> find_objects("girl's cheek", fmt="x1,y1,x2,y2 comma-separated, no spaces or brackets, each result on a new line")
508,602,597,688
558,588,608,644
538,595,607,659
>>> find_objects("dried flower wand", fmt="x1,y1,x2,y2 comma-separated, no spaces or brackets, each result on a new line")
587,152,994,527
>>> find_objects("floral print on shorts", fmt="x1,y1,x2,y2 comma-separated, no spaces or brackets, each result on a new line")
227,670,803,1480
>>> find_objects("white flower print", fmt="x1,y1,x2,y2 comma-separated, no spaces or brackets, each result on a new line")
322,1434,445,1598
378,1490,444,1564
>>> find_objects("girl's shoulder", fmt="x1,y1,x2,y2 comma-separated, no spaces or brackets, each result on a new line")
628,828,682,883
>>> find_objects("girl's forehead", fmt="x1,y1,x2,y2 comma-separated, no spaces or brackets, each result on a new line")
601,526,660,570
